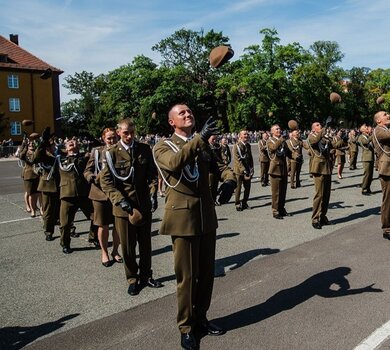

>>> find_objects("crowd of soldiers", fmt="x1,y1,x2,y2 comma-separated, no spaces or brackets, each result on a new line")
16,107,390,350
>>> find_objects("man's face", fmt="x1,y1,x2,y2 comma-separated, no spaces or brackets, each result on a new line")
262,133,269,140
65,140,78,153
239,131,249,142
291,130,299,138
209,135,217,145
271,125,281,137
168,105,195,131
312,122,322,133
378,112,390,126
221,138,227,145
117,124,135,145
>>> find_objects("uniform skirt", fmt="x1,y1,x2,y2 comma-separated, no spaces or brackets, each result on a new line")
92,200,114,226
24,178,39,195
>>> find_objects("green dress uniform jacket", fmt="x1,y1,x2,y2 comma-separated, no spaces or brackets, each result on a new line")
84,146,110,202
373,125,390,233
100,141,157,218
32,142,59,193
286,137,303,188
19,147,39,181
153,134,217,235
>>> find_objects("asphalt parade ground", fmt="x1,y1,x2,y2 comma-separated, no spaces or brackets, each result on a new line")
0,149,388,350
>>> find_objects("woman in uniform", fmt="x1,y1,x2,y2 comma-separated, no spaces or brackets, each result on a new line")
84,128,122,267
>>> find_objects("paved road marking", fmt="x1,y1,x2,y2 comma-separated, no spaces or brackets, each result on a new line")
0,217,33,225
354,320,390,349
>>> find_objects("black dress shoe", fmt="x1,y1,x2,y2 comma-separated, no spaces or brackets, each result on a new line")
320,217,331,225
242,203,251,210
273,214,283,219
383,232,390,240
236,205,243,211
45,234,54,241
198,321,226,336
281,210,292,217
140,278,163,288
312,222,322,229
181,332,199,350
127,283,139,296
62,246,73,254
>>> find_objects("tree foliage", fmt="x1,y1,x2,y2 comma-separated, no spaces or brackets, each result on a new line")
60,28,388,137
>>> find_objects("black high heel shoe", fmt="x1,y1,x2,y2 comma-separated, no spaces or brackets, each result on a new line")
102,260,111,267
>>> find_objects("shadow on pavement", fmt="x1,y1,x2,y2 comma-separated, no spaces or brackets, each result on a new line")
214,267,382,331
0,314,79,350
215,248,280,277
330,206,380,225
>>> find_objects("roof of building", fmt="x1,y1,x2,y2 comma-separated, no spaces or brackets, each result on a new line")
0,35,63,73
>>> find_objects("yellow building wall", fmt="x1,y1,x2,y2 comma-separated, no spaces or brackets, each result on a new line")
0,70,56,143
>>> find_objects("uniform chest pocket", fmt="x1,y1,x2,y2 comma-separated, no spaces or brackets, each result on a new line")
115,160,131,176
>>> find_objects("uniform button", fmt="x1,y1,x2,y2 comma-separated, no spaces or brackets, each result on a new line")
196,148,200,151
171,205,175,208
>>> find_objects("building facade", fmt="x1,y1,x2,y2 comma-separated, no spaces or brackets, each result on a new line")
0,34,63,142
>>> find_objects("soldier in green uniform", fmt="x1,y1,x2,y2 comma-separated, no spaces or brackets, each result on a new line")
233,130,254,211
100,118,161,295
266,125,291,219
258,132,270,187
348,129,359,170
307,122,338,229
84,127,122,266
357,124,375,195
286,129,303,189
31,128,60,241
153,104,225,350
19,137,40,217
372,111,390,239
58,139,98,254
220,137,231,166
208,135,236,205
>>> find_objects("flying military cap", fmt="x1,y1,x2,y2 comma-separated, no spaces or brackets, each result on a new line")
209,45,234,68
330,92,342,104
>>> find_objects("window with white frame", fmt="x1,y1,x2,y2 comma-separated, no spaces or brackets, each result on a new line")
10,121,22,136
9,98,20,112
8,75,19,89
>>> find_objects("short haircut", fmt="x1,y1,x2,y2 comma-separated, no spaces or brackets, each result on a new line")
117,118,135,129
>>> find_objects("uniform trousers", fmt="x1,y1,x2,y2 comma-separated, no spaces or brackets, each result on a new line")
115,215,152,285
379,176,390,233
172,231,216,333
41,191,59,236
235,175,251,206
270,174,288,215
260,162,270,185
59,196,97,247
361,161,374,192
349,151,358,169
312,174,331,223
290,160,302,187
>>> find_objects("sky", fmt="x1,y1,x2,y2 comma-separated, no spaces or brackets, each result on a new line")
1,0,389,102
